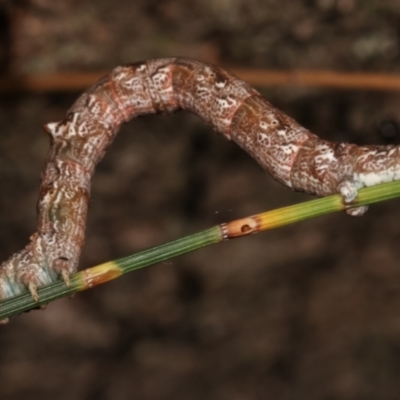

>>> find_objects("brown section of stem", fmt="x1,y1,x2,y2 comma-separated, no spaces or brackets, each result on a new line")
221,216,261,239
2,69,400,92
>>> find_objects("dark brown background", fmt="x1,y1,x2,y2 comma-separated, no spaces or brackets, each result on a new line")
1,1,400,399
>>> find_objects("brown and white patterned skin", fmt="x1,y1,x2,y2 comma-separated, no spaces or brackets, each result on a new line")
0,57,398,301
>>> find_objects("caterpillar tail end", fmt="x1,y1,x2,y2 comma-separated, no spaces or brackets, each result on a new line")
337,178,369,217
345,205,369,217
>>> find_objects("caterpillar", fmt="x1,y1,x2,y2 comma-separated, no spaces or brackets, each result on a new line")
0,57,398,302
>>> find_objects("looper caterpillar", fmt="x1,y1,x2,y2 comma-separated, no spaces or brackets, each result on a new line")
0,57,398,302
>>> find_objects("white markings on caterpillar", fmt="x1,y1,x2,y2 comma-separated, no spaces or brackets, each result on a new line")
1,57,399,306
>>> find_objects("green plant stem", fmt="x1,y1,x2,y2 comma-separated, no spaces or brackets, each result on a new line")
1,180,400,321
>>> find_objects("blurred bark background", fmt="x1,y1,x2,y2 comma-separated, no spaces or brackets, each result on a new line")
1,1,400,399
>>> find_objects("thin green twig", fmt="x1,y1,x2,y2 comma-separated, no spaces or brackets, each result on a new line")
1,180,400,321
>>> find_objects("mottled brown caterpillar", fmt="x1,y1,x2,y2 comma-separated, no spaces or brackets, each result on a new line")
0,57,398,301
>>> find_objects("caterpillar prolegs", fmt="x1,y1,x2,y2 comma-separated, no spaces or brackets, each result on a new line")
0,57,399,303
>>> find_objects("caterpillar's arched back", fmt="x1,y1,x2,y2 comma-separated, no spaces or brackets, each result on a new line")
0,57,398,301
